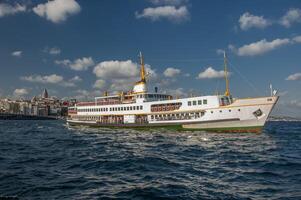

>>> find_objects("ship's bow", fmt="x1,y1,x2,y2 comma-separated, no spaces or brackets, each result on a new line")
183,96,279,133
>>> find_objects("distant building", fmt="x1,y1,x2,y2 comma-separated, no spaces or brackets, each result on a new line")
0,88,73,117
42,89,49,99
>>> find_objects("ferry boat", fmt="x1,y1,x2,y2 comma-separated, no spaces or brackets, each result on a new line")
67,52,279,133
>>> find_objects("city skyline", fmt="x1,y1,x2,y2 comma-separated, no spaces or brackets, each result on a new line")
0,0,301,117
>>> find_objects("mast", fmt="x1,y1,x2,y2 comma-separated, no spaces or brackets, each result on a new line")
139,52,146,83
224,51,230,96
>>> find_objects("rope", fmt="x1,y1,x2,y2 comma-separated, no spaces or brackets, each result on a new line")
148,58,224,62
227,60,262,96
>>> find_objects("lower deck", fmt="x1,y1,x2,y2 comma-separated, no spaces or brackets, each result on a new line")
67,119,263,133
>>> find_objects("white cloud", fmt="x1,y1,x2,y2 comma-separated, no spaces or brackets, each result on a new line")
69,75,82,82
70,57,94,71
21,74,81,87
55,59,70,66
0,3,26,17
55,57,94,71
286,73,301,81
11,51,22,57
93,60,139,79
109,79,135,91
21,74,64,83
163,67,181,77
292,35,301,43
197,67,225,79
33,0,81,23
216,49,225,55
280,8,301,28
228,44,236,52
13,88,28,96
44,47,61,55
93,60,157,91
93,79,106,89
239,12,271,30
149,0,188,5
231,38,290,56
135,6,189,22
71,89,102,101
166,87,187,96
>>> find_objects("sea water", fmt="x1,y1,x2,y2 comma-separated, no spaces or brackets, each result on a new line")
0,120,300,199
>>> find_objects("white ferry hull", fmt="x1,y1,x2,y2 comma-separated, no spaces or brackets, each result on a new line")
67,96,278,133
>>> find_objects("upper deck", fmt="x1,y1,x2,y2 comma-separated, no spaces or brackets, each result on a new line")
75,92,173,107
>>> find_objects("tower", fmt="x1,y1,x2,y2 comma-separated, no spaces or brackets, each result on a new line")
42,88,49,99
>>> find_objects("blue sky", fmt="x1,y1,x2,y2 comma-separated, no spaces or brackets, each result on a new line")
0,0,301,117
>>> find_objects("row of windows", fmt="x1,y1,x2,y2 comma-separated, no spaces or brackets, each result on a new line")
110,106,143,112
188,99,207,106
137,94,170,99
78,105,143,113
150,112,205,121
78,108,108,112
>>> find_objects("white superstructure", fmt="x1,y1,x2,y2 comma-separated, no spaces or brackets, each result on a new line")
67,52,279,133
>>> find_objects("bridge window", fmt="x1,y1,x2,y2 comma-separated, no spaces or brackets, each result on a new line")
203,99,208,104
188,101,191,106
198,100,202,105
193,101,197,106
